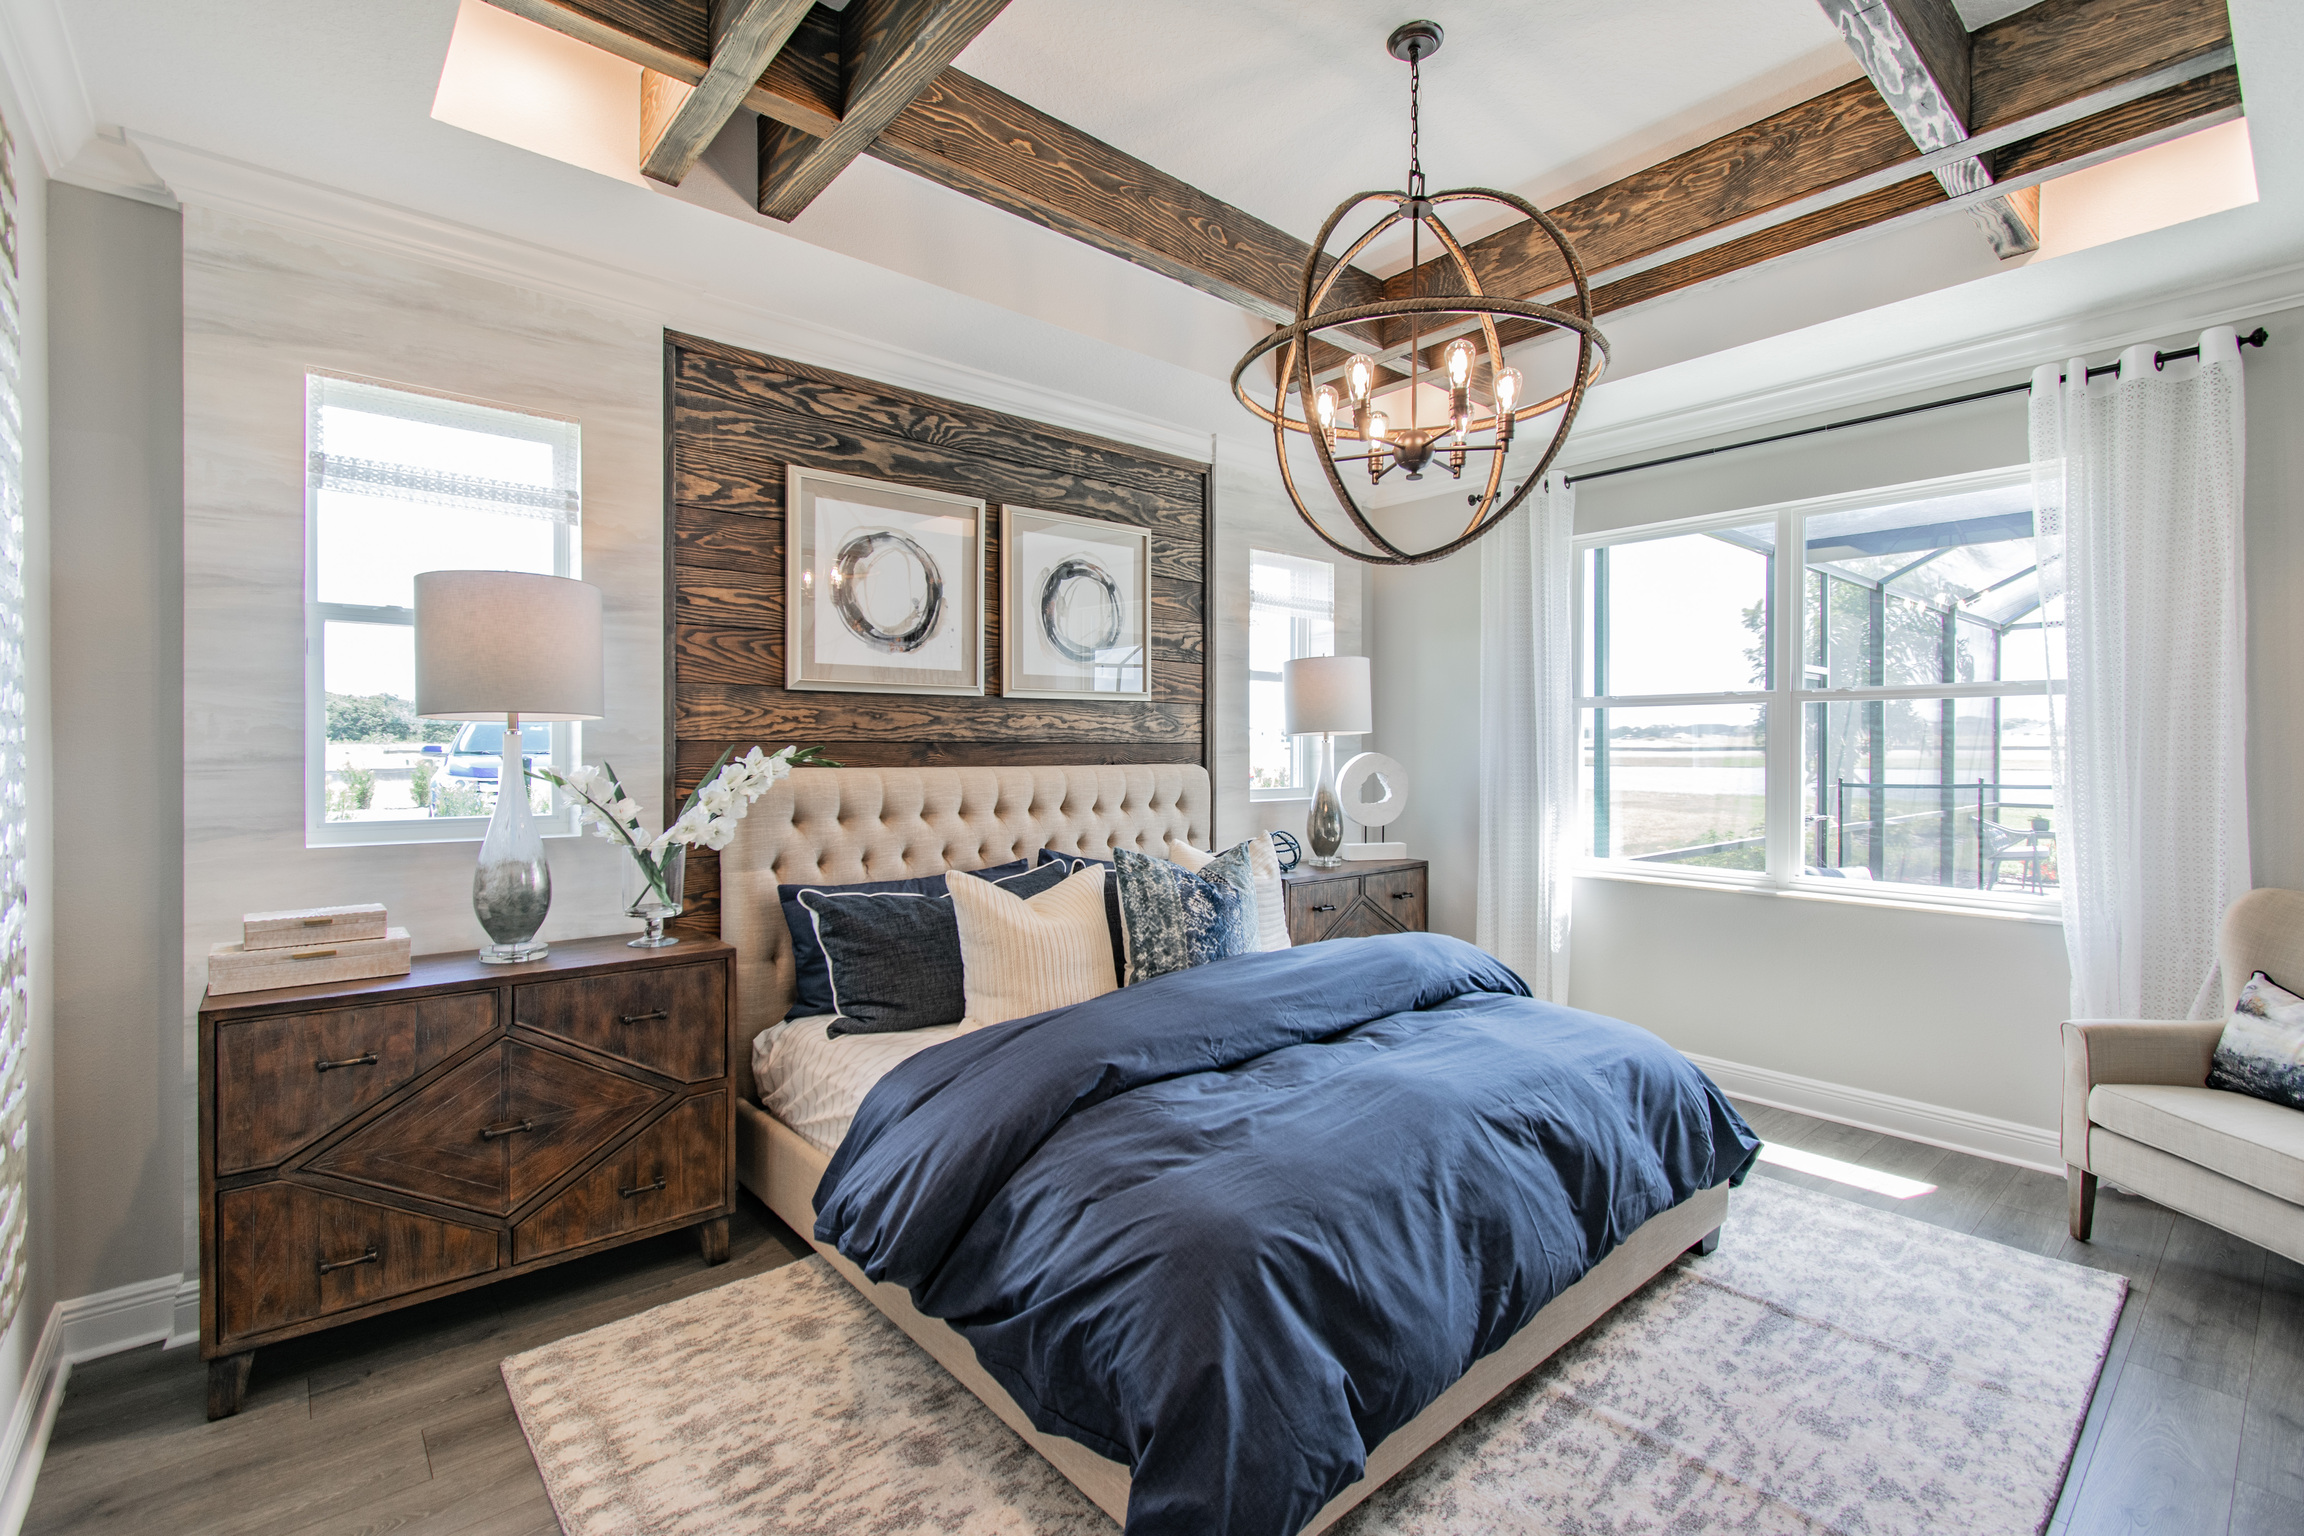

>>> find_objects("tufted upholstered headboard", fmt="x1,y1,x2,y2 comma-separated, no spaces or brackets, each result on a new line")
718,764,1210,1100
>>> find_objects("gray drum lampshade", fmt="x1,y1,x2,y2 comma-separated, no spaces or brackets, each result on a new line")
1283,655,1372,735
414,571,605,720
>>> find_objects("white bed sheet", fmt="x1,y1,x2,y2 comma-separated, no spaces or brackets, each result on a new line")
753,1015,967,1154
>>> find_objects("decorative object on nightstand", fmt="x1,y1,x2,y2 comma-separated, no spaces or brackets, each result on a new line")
1284,655,1372,868
414,571,605,965
1281,857,1427,946
197,934,737,1419
1337,751,1409,860
542,746,822,948
1270,830,1303,873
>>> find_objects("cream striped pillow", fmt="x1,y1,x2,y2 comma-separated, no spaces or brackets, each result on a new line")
1170,833,1290,952
948,865,1118,1031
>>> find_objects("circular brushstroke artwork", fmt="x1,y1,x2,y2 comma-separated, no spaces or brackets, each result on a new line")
1038,556,1124,664
831,529,945,653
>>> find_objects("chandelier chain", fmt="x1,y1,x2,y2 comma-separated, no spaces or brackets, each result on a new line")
1407,57,1425,200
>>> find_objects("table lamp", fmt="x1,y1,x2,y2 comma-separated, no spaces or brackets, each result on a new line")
415,571,604,964
1284,655,1372,868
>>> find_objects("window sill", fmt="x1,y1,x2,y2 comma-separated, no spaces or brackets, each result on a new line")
1575,863,2063,925
306,817,582,850
1249,789,1311,804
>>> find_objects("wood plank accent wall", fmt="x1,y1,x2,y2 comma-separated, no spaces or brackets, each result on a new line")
663,331,1212,935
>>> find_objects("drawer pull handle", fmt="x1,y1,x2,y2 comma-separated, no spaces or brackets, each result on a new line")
619,1176,667,1199
314,1052,378,1073
479,1118,535,1141
1311,904,1337,913
619,1009,669,1026
317,1246,378,1276
301,916,335,927
1391,891,1414,899
291,948,338,960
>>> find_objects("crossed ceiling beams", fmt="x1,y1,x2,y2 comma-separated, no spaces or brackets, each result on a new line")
486,0,2242,390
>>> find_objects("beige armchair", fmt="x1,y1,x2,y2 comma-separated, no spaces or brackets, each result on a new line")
2063,887,2304,1264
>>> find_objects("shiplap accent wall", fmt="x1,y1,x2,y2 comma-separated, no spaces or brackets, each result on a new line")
666,332,1211,936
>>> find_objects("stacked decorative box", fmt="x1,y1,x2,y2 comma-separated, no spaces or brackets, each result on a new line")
206,904,412,996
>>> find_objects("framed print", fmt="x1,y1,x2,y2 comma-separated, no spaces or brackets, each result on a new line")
1001,506,1151,700
786,466,985,695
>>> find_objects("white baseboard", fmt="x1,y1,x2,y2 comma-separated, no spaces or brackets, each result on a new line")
0,1272,190,1536
168,1280,199,1351
1684,1052,2062,1174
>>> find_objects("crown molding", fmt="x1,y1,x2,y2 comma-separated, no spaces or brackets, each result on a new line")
133,134,1215,467
0,0,92,177
1559,254,2304,470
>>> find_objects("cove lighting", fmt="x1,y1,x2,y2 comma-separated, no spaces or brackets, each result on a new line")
431,0,646,186
2036,118,2258,261
1755,1142,1937,1200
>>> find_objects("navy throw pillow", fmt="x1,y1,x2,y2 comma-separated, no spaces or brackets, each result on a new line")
802,860,1071,1036
780,858,1031,1018
1111,844,1259,986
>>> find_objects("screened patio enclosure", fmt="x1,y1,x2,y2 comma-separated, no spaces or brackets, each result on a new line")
1580,476,2057,896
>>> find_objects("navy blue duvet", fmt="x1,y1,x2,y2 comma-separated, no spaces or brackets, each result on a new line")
814,933,1758,1536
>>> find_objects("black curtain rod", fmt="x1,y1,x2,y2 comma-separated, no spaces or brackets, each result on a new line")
1559,326,2270,489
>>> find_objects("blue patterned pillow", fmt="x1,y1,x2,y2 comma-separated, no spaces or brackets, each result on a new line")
2209,970,2304,1110
1112,845,1259,986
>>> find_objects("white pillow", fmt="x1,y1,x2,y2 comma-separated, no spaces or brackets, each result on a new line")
1169,834,1291,952
947,865,1118,1031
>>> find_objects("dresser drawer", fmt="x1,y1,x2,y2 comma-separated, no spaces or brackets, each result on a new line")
513,1093,727,1263
515,963,725,1081
214,1183,498,1343
1286,877,1357,943
1365,867,1426,932
214,994,497,1174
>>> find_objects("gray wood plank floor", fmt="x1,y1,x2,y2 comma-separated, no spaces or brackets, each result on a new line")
21,1102,2302,1535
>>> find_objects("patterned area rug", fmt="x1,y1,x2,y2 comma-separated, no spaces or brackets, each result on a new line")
502,1179,2125,1535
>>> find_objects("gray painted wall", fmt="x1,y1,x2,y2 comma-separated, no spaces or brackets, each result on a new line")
1371,318,2301,1134
47,186,185,1303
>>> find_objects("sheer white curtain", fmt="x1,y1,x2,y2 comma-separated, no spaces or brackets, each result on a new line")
1478,473,1576,1002
2032,327,2250,1020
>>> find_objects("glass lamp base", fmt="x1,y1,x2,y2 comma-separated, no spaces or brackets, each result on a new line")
1306,731,1346,868
478,941,550,965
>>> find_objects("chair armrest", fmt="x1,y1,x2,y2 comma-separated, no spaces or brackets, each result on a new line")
2060,1019,2225,1170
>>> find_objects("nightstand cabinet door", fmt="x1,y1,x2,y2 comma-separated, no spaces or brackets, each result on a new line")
1281,860,1429,946
515,963,725,1081
1286,877,1356,943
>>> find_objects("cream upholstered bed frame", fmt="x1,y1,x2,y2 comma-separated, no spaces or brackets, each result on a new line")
719,764,1728,1534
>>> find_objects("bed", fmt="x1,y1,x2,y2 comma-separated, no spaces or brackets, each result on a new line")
721,764,1752,1536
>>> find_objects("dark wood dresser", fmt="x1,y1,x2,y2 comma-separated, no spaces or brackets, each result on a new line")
1282,857,1429,944
197,935,735,1418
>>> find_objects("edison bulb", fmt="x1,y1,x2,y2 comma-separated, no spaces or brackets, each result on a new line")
1495,366,1523,415
1345,354,1375,403
1365,411,1390,442
1314,384,1339,430
1444,337,1475,387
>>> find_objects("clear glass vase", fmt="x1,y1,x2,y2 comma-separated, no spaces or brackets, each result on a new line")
473,725,553,963
1306,731,1345,867
623,843,685,948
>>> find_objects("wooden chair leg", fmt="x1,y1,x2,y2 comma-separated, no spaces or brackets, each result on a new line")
697,1214,731,1266
2067,1167,2097,1241
206,1351,252,1420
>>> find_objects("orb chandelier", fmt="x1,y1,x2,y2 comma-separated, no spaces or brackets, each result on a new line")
1230,20,1610,566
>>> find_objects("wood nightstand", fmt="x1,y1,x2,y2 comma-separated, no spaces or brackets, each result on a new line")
196,935,736,1418
1281,857,1428,944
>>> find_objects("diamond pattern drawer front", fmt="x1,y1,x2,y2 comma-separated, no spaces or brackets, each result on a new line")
215,1183,497,1342
1281,860,1429,946
304,1041,663,1215
515,963,725,1081
1286,877,1357,943
214,994,496,1174
514,1094,728,1264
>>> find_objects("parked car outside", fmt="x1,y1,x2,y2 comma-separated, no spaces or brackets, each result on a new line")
436,720,554,812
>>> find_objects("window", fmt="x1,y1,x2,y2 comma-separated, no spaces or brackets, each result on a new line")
1249,549,1335,795
305,373,581,844
1577,467,2057,908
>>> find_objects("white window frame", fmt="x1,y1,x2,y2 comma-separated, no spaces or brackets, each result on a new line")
1247,548,1336,800
303,372,582,848
1574,464,2061,919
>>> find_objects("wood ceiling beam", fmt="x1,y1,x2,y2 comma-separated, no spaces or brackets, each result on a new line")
753,0,1012,222
1373,0,2232,341
1817,0,2037,257
638,0,816,184
478,0,1390,345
